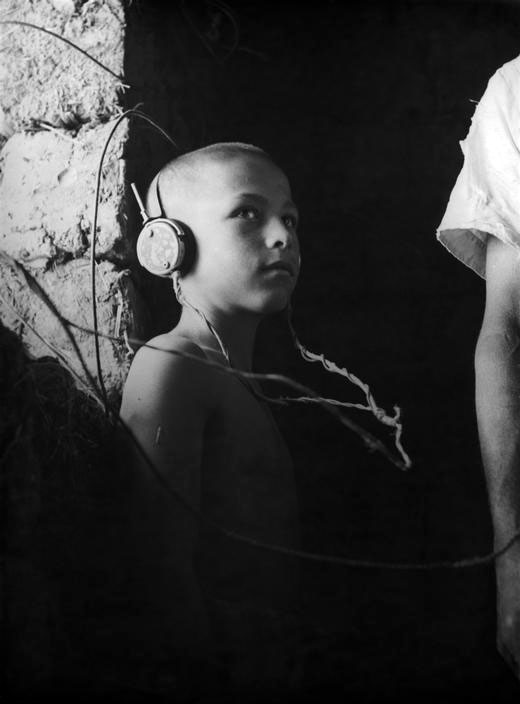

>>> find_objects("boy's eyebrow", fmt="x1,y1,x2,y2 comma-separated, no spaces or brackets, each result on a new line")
234,192,299,212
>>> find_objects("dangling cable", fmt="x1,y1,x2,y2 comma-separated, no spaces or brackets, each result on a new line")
4,293,519,570
285,305,412,469
171,272,285,406
172,272,231,364
0,20,126,83
90,108,411,464
91,108,178,414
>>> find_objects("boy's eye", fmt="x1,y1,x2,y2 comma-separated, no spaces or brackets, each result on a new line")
233,207,260,221
283,214,298,229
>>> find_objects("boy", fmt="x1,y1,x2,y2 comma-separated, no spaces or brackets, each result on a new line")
437,55,520,679
119,143,302,696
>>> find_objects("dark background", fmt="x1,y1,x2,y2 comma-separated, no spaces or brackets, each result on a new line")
122,0,520,700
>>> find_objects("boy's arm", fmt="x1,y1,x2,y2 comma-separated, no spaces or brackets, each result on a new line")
118,339,215,662
475,235,520,676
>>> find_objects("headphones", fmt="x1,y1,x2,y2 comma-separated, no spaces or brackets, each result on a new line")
131,174,192,277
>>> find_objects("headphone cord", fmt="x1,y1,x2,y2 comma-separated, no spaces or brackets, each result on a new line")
90,108,177,413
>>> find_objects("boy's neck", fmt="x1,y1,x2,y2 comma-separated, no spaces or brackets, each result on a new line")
175,305,260,371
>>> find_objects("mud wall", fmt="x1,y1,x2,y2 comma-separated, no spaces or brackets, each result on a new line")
0,0,143,401
0,0,135,694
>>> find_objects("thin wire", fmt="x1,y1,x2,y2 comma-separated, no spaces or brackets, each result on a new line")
3,295,517,570
179,0,220,62
287,306,412,469
114,392,520,571
0,251,102,399
172,272,231,364
1,15,513,572
0,20,125,83
172,273,286,406
0,290,104,409
90,108,178,412
211,0,240,60
90,106,411,466
67,319,410,471
279,395,384,413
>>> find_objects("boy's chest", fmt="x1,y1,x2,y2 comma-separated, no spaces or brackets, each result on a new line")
200,376,298,540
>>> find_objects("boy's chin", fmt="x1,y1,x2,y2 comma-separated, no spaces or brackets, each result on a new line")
255,293,292,316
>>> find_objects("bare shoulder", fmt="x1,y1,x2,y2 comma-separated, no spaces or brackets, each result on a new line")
484,236,520,324
121,330,216,422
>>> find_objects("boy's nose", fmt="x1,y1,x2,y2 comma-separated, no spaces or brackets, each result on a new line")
267,219,294,249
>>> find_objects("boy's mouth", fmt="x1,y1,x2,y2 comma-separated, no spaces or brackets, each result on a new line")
260,260,295,276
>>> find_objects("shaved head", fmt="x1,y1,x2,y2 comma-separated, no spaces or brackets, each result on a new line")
140,140,298,315
146,142,275,219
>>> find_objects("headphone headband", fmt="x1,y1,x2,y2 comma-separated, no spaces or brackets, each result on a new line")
155,172,166,216
131,178,190,277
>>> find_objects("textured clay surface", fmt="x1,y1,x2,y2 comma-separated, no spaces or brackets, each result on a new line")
0,122,131,267
0,254,141,401
0,0,125,135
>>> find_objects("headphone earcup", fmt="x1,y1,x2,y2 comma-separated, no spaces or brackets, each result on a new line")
136,218,187,277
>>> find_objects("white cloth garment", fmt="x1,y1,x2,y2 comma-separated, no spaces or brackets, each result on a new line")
437,54,520,278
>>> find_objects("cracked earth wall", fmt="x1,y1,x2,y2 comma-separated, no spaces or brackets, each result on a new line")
0,0,143,692
0,0,144,401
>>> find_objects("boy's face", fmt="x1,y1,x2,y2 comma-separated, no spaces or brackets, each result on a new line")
175,154,300,316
